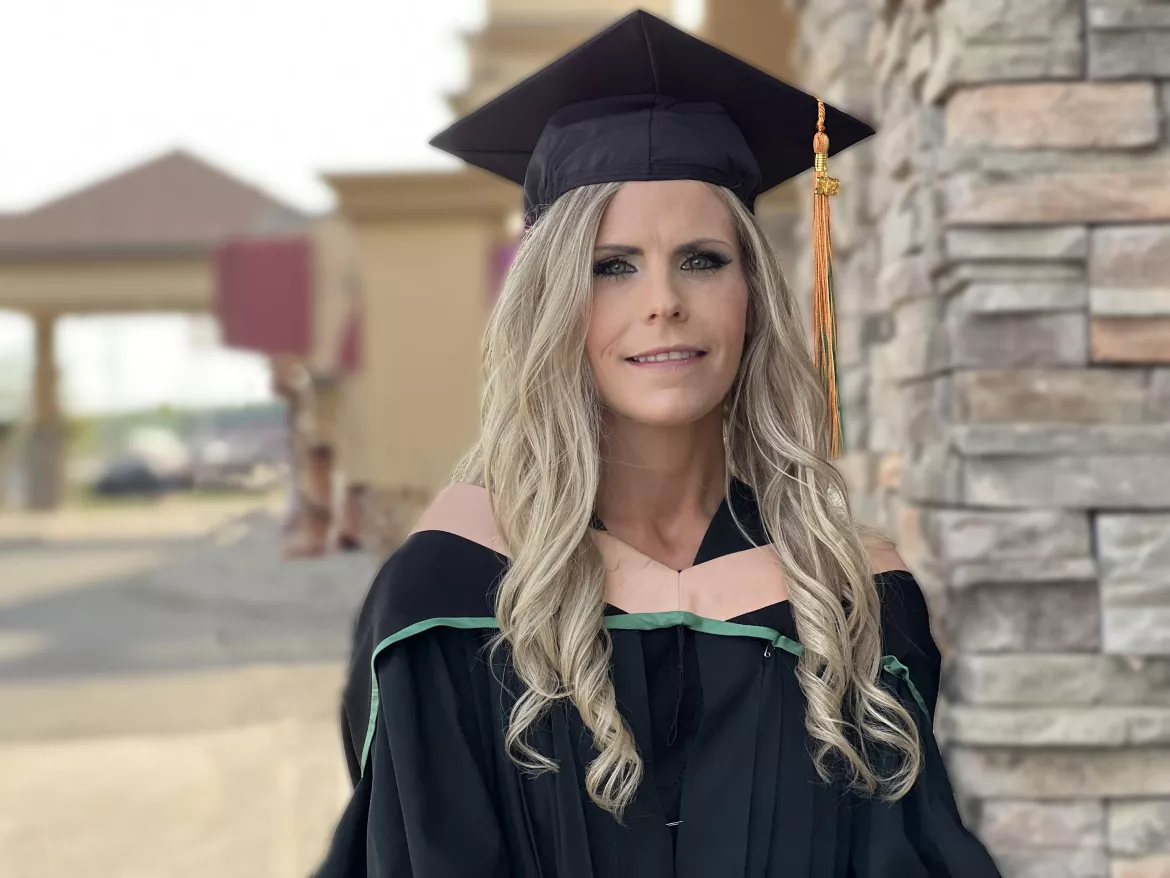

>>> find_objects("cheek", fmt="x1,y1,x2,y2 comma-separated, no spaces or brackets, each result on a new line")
705,277,750,355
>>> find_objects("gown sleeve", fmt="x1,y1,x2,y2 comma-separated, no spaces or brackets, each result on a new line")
314,628,511,878
849,572,1004,878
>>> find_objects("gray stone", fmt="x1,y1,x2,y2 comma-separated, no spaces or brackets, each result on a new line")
933,42,1082,92
1090,29,1170,78
901,444,963,503
950,654,1170,706
941,261,1086,292
1089,0,1170,29
945,226,1089,262
947,311,1088,368
881,196,921,263
980,800,1106,851
952,582,1101,653
1103,600,1170,656
991,848,1109,878
1098,515,1170,578
952,425,1170,456
1153,371,1170,421
1091,226,1170,317
903,376,953,444
1110,801,1170,857
944,706,1170,746
879,298,949,381
878,255,931,308
1092,288,1170,317
954,369,1150,424
951,557,1099,588
959,281,1088,313
923,509,1090,563
950,0,1081,41
965,455,1170,509
949,747,1170,798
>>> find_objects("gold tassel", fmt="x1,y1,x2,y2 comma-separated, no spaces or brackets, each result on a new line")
812,99,842,459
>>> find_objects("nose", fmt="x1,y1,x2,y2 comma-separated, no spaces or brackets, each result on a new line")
642,267,686,324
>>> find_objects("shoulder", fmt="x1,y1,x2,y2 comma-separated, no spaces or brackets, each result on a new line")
353,484,511,648
861,529,909,575
357,531,507,648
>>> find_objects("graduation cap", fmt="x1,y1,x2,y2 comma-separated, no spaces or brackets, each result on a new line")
429,8,876,458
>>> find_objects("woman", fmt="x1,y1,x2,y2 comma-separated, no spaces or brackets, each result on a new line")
318,10,1002,878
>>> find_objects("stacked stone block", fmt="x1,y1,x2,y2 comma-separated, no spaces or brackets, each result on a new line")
787,0,1170,874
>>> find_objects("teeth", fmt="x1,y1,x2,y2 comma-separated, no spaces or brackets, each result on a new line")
632,351,700,363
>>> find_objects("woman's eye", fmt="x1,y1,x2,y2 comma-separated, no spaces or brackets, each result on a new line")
681,251,731,273
593,257,634,277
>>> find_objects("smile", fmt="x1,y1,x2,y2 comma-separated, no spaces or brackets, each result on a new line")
626,350,707,365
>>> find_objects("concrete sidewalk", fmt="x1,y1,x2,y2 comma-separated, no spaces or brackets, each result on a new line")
0,496,379,878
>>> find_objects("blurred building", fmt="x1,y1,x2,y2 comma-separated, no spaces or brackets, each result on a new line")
323,0,1170,874
0,150,306,509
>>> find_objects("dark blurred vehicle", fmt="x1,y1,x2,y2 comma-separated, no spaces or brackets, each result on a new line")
92,453,193,497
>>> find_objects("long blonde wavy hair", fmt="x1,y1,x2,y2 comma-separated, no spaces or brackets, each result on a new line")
452,181,922,818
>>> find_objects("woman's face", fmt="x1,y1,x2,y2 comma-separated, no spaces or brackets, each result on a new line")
585,180,749,427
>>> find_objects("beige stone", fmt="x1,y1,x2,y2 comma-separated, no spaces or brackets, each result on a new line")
1092,319,1170,363
1091,227,1170,316
954,370,1149,424
946,170,1170,225
980,799,1106,851
949,747,1170,798
947,83,1159,149
1112,855,1170,878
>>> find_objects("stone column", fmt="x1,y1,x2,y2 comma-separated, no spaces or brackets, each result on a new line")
789,0,1170,875
25,309,64,511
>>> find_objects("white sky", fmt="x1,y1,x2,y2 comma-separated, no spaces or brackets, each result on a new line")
0,0,485,416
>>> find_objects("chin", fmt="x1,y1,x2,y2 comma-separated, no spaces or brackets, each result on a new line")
611,396,723,427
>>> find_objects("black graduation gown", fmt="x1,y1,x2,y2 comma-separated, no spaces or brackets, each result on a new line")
316,484,1003,877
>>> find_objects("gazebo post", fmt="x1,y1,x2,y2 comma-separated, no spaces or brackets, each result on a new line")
26,308,64,510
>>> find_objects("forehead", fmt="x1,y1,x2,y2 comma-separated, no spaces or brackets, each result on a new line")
595,180,736,242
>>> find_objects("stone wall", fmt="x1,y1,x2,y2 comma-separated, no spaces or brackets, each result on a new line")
787,0,1170,875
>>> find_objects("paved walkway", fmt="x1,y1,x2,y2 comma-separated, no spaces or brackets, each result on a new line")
0,495,378,878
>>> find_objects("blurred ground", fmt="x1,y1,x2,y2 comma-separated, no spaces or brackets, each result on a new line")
0,493,378,878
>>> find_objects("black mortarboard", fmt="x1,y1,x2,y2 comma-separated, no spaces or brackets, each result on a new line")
428,8,875,222
430,8,874,458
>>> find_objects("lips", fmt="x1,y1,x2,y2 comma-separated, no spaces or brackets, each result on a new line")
627,350,705,364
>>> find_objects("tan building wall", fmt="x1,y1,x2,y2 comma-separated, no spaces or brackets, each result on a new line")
328,170,518,551
0,258,212,313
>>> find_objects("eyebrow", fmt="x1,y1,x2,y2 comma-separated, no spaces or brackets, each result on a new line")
593,237,733,255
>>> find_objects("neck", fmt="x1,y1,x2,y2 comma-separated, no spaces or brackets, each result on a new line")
595,405,727,533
